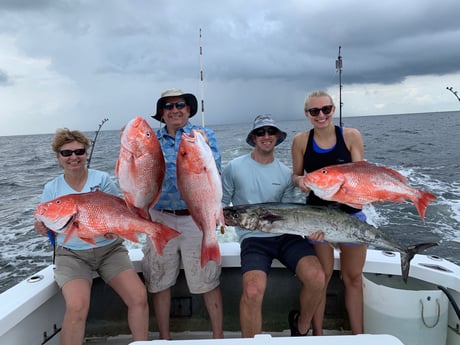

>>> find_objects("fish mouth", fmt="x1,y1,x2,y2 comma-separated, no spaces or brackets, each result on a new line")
182,131,197,143
38,214,75,233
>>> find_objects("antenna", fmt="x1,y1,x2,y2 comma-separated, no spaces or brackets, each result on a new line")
336,46,343,127
199,28,205,127
446,86,460,102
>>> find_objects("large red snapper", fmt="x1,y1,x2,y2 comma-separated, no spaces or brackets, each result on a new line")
116,116,165,220
176,130,223,267
34,190,180,255
303,161,436,221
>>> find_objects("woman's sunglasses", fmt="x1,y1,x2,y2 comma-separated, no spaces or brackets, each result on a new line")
306,105,334,117
59,148,86,157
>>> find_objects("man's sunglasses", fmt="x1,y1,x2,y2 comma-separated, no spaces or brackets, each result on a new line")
306,105,334,117
59,148,86,157
254,127,278,137
163,101,187,110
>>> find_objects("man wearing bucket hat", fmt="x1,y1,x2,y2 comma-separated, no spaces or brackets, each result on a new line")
141,88,223,340
222,114,325,337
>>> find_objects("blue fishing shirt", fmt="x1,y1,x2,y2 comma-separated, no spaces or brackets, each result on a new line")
153,121,222,211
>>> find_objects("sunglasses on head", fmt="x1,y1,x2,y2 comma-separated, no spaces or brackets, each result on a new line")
59,148,86,157
254,127,278,137
306,105,334,117
163,101,187,110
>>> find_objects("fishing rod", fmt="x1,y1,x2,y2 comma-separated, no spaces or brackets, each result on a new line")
446,86,460,103
199,28,205,127
336,46,344,127
87,118,109,168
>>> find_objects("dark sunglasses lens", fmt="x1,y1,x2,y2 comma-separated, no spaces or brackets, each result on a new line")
308,108,321,116
322,105,333,114
175,101,186,109
60,150,72,157
163,103,173,110
74,149,86,156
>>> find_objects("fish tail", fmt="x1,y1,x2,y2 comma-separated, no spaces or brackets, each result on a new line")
401,242,438,283
413,190,437,221
148,223,180,256
200,242,221,268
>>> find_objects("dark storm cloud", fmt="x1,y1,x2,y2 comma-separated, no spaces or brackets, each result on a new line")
1,0,460,135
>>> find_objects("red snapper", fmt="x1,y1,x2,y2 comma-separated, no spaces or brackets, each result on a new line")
176,130,223,267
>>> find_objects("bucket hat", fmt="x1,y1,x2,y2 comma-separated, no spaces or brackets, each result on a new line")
152,88,198,122
246,114,287,147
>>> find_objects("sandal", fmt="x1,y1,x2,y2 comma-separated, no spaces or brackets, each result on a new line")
288,309,310,336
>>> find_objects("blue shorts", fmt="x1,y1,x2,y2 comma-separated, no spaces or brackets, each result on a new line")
308,211,367,246
240,234,316,275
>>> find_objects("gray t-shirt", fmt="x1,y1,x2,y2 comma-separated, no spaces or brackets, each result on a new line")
221,153,296,242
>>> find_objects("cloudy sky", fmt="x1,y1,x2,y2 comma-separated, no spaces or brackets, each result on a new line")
1,0,460,136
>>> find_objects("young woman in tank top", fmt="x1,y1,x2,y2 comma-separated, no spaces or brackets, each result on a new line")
291,90,366,335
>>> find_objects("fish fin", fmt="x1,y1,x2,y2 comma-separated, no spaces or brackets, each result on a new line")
200,242,221,267
122,233,140,243
401,242,438,282
413,190,437,221
80,237,97,245
62,225,79,244
115,158,120,176
147,223,181,256
259,210,284,223
378,165,408,183
125,201,151,221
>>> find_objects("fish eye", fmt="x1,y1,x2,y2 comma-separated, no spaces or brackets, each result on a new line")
321,169,328,174
56,200,62,204
232,212,239,219
146,131,151,138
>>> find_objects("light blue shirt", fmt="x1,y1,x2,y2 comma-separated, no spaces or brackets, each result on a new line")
40,169,119,249
153,121,222,211
221,153,296,242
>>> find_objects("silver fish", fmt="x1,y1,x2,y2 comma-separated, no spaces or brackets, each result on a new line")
223,202,437,282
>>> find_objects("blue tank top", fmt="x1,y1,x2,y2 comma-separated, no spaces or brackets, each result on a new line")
303,126,360,213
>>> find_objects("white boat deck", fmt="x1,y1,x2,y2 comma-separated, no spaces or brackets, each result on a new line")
85,331,407,345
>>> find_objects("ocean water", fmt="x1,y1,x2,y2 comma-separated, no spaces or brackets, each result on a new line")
1,111,459,293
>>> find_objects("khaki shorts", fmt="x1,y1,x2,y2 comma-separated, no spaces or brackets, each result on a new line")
54,238,134,288
142,210,221,294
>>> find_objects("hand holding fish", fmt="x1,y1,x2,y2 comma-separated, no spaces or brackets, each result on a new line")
307,230,325,242
293,174,311,193
34,220,48,237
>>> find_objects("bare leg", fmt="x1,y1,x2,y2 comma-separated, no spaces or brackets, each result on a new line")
108,268,149,340
152,288,172,340
203,286,224,338
339,244,366,334
239,270,267,338
295,256,326,335
60,279,91,345
310,244,334,336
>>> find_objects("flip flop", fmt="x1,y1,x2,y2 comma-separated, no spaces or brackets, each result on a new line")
288,309,310,336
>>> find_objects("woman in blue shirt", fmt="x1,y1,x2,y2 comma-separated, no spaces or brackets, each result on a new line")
34,128,148,344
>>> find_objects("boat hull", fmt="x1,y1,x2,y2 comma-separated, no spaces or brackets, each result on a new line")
1,243,460,344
